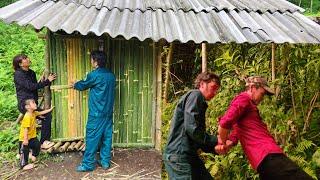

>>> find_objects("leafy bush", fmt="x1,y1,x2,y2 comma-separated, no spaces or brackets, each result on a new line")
0,22,46,121
0,122,19,166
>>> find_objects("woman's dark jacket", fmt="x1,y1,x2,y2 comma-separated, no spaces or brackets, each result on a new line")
14,68,51,113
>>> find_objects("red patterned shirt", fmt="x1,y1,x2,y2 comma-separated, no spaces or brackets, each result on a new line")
219,92,283,170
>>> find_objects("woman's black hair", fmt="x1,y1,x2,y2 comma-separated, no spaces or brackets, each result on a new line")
12,54,28,70
90,50,106,67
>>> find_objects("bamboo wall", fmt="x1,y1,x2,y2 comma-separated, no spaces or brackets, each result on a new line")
48,32,155,147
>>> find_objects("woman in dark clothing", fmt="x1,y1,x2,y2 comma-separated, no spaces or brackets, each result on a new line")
13,54,56,149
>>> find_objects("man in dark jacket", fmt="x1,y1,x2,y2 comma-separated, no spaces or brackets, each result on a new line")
73,51,115,172
163,72,222,180
13,54,56,148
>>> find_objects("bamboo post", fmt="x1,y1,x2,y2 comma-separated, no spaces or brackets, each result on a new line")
163,43,174,105
44,31,51,110
58,142,70,152
271,43,276,82
201,43,207,72
155,40,164,151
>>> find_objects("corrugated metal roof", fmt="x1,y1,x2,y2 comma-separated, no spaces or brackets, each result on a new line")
41,0,304,13
1,0,320,43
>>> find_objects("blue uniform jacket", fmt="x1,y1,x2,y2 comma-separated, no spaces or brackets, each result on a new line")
74,67,115,118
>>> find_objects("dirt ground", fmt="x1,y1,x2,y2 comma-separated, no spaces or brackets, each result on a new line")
1,148,162,180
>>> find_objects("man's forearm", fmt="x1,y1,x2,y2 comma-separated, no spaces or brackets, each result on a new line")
218,125,229,144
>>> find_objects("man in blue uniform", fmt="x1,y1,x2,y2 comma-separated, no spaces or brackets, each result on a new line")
73,51,115,172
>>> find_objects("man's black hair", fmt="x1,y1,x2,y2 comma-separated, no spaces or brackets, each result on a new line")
90,50,106,67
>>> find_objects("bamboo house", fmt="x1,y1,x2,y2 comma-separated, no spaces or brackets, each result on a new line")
1,0,320,151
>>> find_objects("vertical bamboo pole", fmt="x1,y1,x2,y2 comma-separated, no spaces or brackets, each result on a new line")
146,41,153,143
201,43,207,73
132,40,139,143
271,43,276,82
151,41,157,146
48,32,56,139
163,43,173,105
118,40,124,143
44,30,51,110
155,40,164,150
139,41,145,143
126,40,133,144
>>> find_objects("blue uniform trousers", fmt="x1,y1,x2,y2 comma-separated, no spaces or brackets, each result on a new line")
81,115,113,169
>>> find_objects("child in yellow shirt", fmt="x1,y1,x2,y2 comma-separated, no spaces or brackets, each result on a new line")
19,99,54,170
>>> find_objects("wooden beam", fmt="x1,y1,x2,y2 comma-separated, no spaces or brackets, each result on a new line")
201,43,207,72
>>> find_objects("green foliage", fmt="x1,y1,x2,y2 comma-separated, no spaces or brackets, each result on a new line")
161,100,179,151
0,22,46,121
162,43,320,179
313,148,320,167
0,0,17,8
0,122,19,167
0,123,18,152
289,0,320,13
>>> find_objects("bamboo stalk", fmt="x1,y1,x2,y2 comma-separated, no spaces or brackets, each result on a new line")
58,142,70,152
15,113,24,124
132,40,139,143
52,136,83,142
81,144,86,151
271,43,276,82
53,141,62,150
303,92,319,132
79,143,85,151
152,42,157,147
46,146,54,153
201,43,207,72
74,141,83,150
289,73,297,120
67,142,77,151
49,32,57,139
155,40,164,150
44,30,51,110
146,41,153,144
163,43,173,105
50,85,73,91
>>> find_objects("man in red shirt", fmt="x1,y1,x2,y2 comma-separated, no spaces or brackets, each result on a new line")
217,76,312,180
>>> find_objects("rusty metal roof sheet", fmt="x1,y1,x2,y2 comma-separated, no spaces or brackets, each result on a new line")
1,0,320,43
